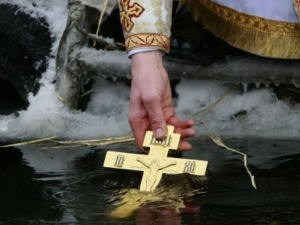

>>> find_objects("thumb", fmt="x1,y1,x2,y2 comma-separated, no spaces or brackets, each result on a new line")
144,98,166,139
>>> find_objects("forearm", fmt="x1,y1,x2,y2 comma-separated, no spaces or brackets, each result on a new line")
118,1,195,150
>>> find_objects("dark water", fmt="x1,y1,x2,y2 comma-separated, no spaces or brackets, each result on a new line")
0,138,300,224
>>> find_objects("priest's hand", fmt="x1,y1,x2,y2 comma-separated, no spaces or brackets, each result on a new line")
129,51,195,151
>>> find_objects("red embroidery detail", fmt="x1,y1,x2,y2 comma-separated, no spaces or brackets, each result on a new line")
120,0,145,32
294,0,300,20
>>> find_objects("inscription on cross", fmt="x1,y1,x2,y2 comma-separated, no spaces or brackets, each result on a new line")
120,0,145,32
103,126,208,192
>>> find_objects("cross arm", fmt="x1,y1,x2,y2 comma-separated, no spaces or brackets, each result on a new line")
162,158,208,176
104,151,150,171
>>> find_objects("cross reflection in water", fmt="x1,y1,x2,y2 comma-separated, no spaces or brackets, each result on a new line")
1,138,300,224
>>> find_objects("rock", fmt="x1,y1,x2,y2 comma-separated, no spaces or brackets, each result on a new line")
0,4,52,112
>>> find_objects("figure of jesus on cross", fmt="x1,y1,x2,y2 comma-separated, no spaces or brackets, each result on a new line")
104,126,208,192
136,158,177,192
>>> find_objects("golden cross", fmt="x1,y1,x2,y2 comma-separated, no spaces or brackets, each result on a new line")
103,126,208,192
120,0,145,32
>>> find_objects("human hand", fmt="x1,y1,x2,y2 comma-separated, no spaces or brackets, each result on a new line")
129,51,195,151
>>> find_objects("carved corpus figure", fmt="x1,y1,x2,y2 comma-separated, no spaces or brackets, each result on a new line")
137,158,177,192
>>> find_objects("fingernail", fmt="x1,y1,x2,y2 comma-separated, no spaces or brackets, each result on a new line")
155,128,164,138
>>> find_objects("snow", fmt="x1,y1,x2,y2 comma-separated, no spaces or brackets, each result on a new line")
0,0,300,142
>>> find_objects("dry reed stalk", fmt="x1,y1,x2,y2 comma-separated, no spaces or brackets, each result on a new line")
193,87,236,117
1,136,56,148
93,0,109,46
54,136,133,144
1,136,134,149
209,131,257,189
39,144,88,150
89,137,134,146
79,89,94,98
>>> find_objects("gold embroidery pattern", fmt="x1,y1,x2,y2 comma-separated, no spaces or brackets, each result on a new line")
191,0,300,36
164,0,172,35
130,21,152,33
125,33,170,52
182,0,300,59
120,0,145,33
151,0,165,33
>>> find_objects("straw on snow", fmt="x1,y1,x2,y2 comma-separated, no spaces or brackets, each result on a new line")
1,136,57,148
1,136,134,149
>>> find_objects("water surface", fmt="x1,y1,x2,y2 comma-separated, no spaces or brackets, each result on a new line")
1,138,300,224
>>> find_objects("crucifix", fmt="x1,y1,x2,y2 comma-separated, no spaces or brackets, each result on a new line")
103,126,208,192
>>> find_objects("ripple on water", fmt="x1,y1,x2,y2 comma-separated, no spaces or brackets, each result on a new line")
0,138,300,224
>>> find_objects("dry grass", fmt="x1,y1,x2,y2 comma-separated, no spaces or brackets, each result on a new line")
2,86,257,189
209,130,257,189
192,87,237,117
93,0,109,46
1,135,134,149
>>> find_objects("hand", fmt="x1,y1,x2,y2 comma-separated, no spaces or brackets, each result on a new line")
129,51,195,151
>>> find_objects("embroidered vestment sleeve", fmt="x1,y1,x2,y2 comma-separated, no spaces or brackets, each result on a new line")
294,0,300,21
119,0,172,53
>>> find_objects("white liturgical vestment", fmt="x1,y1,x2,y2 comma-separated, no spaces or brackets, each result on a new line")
213,0,298,22
119,0,300,59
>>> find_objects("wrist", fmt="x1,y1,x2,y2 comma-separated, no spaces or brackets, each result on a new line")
131,51,163,69
130,51,169,87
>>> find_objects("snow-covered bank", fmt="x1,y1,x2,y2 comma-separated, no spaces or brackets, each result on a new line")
0,0,300,141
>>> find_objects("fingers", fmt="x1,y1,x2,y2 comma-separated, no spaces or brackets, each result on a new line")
129,51,195,151
167,116,195,150
167,116,195,129
178,140,193,151
129,98,150,151
143,96,167,139
129,119,148,151
175,127,196,139
167,116,195,138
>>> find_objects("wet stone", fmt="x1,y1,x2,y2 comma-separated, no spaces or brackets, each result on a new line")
0,4,53,108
